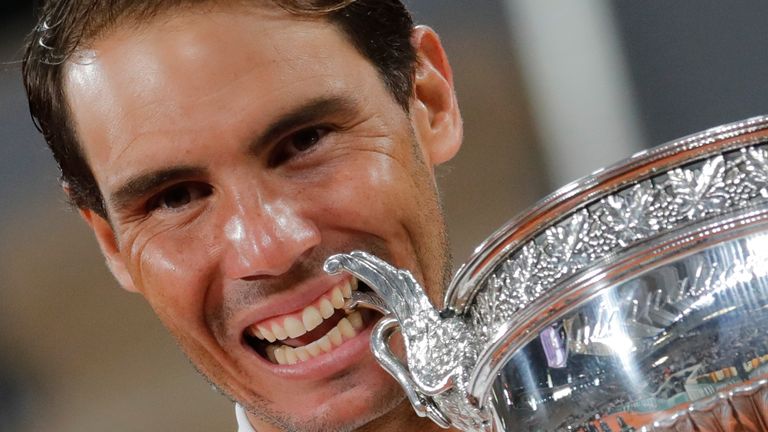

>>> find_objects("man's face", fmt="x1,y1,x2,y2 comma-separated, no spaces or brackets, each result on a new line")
64,4,461,431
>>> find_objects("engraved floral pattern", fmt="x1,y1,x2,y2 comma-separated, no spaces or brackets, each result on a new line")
469,143,768,343
596,182,659,246
666,155,729,219
472,274,505,338
508,243,543,302
741,147,768,198
541,210,592,275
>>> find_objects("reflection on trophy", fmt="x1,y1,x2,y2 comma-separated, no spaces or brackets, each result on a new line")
325,116,768,431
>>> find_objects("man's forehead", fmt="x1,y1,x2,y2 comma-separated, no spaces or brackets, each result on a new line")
66,3,339,72
64,8,349,138
61,3,380,192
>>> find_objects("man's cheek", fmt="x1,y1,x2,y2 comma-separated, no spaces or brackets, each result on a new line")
134,239,208,318
312,158,412,219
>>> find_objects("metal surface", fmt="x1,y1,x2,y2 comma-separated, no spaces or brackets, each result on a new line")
449,115,768,313
324,115,768,431
490,224,768,431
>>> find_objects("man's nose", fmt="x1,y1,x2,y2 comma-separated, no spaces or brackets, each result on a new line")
220,198,320,279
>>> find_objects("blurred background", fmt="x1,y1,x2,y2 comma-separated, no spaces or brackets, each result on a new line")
1,0,767,430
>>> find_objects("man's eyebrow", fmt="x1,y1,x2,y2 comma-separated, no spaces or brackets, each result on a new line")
109,166,206,212
108,96,359,211
251,95,360,153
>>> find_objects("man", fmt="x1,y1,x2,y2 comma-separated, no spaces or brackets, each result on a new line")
23,1,462,430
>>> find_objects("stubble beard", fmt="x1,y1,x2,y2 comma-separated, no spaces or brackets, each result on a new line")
245,383,407,432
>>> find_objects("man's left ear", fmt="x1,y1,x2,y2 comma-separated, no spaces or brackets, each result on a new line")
410,25,463,167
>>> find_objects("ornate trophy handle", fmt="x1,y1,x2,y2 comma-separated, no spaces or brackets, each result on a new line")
325,253,452,427
370,316,451,428
325,252,490,431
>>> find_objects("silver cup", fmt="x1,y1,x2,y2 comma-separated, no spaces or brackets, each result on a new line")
325,116,768,431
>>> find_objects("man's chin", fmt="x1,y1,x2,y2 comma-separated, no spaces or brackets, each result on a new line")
309,390,407,432
243,376,407,432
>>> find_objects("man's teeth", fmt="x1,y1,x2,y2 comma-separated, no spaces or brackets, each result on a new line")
249,279,357,343
248,279,365,365
264,311,365,365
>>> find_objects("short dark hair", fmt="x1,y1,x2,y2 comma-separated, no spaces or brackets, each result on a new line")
23,0,417,218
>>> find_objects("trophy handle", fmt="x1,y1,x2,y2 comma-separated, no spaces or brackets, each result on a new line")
370,316,451,428
325,251,488,430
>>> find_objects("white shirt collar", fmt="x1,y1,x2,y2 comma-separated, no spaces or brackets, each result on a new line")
235,404,257,432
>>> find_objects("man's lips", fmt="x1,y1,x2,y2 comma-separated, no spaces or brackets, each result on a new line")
242,278,380,365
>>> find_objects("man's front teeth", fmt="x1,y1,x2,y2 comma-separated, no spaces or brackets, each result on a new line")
266,311,365,365
249,279,357,343
302,307,323,331
318,298,334,319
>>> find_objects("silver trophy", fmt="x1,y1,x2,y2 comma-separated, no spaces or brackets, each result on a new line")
325,116,768,431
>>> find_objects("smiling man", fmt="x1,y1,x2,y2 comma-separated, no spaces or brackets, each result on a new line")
23,1,462,431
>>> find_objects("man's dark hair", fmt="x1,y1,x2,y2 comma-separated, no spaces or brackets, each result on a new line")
22,0,417,218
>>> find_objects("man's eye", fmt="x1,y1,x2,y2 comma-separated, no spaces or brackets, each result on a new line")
148,183,212,212
271,127,330,166
292,128,327,151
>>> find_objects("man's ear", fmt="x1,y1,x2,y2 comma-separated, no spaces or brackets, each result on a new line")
409,25,463,167
79,208,139,293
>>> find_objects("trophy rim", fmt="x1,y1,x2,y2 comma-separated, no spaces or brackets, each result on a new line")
466,205,768,402
445,114,768,314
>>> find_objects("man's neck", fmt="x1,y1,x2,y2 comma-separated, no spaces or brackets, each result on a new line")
242,399,460,431
356,400,459,432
